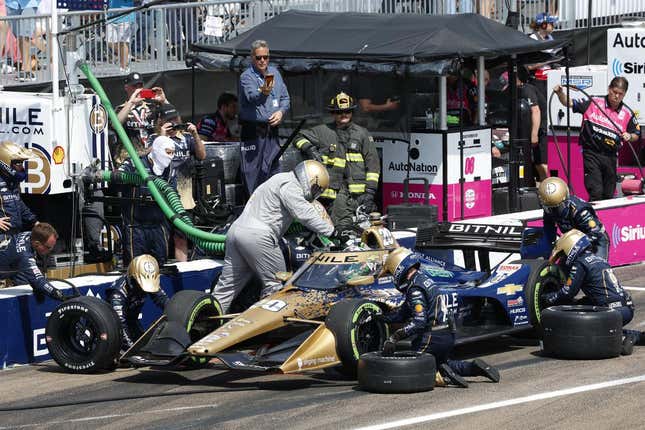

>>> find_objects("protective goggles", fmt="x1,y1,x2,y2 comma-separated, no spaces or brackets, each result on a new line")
542,201,567,217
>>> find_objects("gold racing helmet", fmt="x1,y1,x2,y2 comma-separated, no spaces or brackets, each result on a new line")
549,229,591,264
0,141,35,166
127,254,161,293
294,160,330,202
537,177,569,210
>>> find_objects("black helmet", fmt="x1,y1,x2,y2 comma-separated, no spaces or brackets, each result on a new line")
327,92,356,112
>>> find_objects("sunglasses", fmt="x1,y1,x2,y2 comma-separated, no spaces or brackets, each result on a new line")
255,55,270,61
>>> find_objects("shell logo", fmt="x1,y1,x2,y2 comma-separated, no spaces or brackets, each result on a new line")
52,146,65,165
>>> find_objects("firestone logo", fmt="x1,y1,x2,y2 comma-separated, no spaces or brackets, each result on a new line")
611,223,645,249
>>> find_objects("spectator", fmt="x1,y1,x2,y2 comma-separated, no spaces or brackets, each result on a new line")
4,0,39,81
150,104,205,262
197,92,239,141
238,39,290,195
528,13,559,98
114,72,168,166
107,0,135,74
355,75,402,131
517,66,548,183
553,77,640,200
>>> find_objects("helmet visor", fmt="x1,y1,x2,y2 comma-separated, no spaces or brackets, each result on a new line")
543,200,567,217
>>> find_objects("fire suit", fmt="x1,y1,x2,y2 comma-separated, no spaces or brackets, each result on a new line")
0,232,64,301
382,270,480,377
106,274,169,351
573,96,640,200
0,174,37,237
543,195,609,260
212,172,334,312
544,251,634,325
293,122,380,232
118,156,172,266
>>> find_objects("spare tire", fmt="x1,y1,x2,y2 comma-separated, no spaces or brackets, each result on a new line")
325,299,388,379
46,296,122,373
541,305,622,359
165,290,223,365
358,351,436,393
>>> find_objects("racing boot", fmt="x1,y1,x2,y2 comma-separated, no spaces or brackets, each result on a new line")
472,358,501,383
439,363,469,388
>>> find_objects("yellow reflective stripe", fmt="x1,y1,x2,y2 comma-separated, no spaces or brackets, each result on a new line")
295,138,309,149
322,155,329,163
346,153,364,162
348,183,366,193
321,188,337,199
366,172,380,182
333,158,346,168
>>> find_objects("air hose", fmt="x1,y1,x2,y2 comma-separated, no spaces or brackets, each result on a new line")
79,64,227,254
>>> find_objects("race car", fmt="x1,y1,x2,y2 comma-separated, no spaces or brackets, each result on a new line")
45,223,562,376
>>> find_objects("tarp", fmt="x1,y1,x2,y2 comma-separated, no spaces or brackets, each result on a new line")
189,11,569,74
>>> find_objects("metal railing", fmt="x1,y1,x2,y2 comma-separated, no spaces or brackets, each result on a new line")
0,0,643,87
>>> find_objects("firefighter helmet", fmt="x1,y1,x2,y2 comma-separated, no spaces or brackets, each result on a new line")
327,92,357,112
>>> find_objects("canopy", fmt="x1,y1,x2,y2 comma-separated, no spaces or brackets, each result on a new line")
189,11,568,74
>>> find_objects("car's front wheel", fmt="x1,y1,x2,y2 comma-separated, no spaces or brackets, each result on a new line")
325,299,388,379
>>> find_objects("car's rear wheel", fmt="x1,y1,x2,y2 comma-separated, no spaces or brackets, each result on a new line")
165,290,223,365
325,299,388,379
46,296,122,373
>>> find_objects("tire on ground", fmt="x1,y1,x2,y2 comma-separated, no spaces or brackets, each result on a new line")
541,305,622,359
325,299,388,379
165,290,223,365
46,296,122,373
358,351,436,393
516,259,565,330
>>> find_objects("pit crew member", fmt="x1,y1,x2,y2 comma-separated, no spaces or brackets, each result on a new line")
0,141,37,238
544,229,641,351
212,160,335,312
293,92,380,233
538,177,609,260
106,254,169,352
381,247,500,388
553,77,640,201
0,223,66,301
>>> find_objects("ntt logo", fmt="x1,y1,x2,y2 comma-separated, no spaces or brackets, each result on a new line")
612,223,645,248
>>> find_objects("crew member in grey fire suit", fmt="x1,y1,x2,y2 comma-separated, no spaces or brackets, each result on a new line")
0,223,66,301
0,141,38,238
381,247,501,388
537,177,609,260
212,160,334,312
106,254,169,352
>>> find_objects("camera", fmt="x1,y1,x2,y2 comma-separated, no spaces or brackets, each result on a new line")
171,123,189,131
139,88,156,99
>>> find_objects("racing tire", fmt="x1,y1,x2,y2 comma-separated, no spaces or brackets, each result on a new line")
541,305,622,359
357,351,436,393
165,290,223,366
517,259,565,331
325,299,388,379
45,296,122,373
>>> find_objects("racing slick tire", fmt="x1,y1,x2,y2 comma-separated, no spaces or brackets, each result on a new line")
357,351,436,393
541,305,622,359
45,296,122,373
165,290,224,366
517,259,565,330
326,299,388,379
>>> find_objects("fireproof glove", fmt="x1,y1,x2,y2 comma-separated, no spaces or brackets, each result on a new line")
356,191,377,213
304,146,323,163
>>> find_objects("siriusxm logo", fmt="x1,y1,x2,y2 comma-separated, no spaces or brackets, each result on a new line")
611,223,645,248
611,58,645,76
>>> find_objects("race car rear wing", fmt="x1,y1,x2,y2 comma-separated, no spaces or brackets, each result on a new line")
415,222,550,272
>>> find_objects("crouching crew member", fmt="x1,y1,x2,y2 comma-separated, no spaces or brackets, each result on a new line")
106,254,169,352
0,223,66,301
211,160,335,313
544,229,640,351
381,248,500,388
538,177,609,260
294,92,380,233
0,141,38,237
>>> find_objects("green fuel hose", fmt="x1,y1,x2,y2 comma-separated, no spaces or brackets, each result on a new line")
80,64,226,254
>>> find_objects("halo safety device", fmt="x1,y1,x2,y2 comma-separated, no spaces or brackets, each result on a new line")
128,254,161,293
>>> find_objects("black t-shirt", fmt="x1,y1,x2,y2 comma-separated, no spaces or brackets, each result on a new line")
525,82,547,130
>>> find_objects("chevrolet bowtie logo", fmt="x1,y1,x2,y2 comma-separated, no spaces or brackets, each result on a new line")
497,284,523,296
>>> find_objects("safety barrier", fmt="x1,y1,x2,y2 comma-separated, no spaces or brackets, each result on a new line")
0,0,643,87
0,260,222,369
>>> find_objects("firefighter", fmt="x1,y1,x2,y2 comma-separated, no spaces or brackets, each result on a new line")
293,91,380,234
